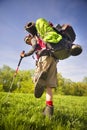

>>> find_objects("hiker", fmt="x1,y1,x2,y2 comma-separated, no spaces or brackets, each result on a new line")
20,26,58,117
21,18,82,117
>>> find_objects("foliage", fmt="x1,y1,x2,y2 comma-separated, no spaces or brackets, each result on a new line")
0,65,34,93
0,92,87,130
0,65,87,96
13,70,34,93
56,75,87,96
82,77,87,83
0,65,14,92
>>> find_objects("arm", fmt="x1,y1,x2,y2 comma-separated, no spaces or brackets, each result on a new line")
24,38,37,57
21,37,37,57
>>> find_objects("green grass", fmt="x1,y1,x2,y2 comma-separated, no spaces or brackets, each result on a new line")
0,92,87,130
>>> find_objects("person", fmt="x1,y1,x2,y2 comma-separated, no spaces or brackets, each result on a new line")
21,18,82,117
21,29,58,117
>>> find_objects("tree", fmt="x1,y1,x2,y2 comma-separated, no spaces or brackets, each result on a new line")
82,77,87,83
0,65,14,92
0,65,87,96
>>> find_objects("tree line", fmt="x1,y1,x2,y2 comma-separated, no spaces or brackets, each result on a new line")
0,65,87,96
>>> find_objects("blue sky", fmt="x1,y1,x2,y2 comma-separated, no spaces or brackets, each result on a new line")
0,0,87,82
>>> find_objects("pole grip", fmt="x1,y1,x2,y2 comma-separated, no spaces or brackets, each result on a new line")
18,50,25,67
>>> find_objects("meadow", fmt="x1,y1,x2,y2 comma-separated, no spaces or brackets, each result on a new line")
0,92,87,130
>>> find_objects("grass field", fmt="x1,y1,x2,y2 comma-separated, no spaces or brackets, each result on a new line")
0,92,87,130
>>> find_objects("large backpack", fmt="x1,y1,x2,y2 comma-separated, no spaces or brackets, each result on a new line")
25,18,78,60
35,18,75,60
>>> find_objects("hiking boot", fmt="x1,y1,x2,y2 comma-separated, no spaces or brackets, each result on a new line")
34,72,47,98
71,44,82,56
43,105,54,117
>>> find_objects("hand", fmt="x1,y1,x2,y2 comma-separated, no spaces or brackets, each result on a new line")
20,50,25,58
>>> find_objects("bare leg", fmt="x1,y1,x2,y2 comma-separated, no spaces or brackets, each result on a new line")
46,87,53,101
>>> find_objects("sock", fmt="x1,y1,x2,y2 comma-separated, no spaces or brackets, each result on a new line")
46,101,53,106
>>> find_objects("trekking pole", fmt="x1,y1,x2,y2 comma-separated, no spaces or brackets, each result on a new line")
2,50,25,103
9,50,25,92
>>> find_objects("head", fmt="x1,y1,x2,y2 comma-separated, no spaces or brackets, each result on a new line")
25,22,37,36
24,34,33,45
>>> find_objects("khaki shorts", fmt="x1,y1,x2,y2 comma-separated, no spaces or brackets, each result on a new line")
34,56,58,88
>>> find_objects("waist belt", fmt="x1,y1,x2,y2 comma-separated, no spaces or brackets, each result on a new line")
39,49,51,57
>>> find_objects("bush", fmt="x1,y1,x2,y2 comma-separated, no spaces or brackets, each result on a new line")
0,65,87,96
